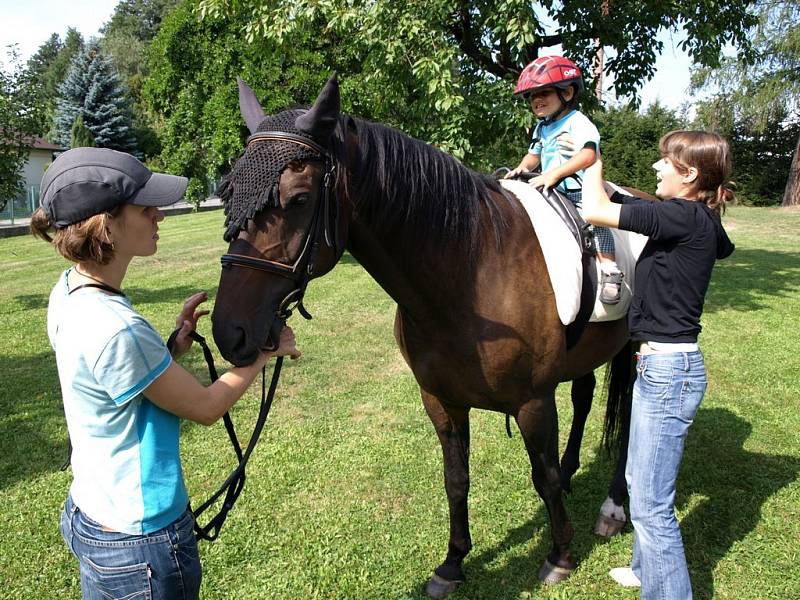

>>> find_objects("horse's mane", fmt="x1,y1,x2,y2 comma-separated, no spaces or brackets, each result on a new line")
335,116,510,253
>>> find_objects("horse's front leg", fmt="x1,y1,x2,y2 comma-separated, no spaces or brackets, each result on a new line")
560,372,596,492
420,390,471,599
517,392,576,584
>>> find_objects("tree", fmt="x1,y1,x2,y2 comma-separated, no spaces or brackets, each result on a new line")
26,29,85,141
595,102,683,193
693,0,800,206
194,0,758,163
101,0,181,158
145,1,357,200
70,114,96,148
0,48,47,211
55,42,137,153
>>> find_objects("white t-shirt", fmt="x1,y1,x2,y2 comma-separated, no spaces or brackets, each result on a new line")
48,269,187,534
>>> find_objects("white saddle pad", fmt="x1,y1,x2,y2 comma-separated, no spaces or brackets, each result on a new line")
499,180,648,326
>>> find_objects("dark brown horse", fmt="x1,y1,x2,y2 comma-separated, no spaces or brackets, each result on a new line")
211,75,633,597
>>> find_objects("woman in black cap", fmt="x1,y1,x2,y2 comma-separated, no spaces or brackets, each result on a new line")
31,147,300,600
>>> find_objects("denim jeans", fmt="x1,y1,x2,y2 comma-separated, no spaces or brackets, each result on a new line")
60,495,202,600
625,350,707,600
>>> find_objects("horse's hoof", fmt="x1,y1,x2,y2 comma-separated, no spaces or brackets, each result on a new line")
425,573,463,599
594,513,626,537
538,559,574,585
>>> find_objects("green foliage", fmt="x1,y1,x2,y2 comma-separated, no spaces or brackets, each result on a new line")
144,1,344,201
192,0,757,167
55,42,138,153
101,0,180,159
692,0,800,206
69,114,95,148
0,48,48,211
694,96,799,206
594,102,683,193
25,29,85,142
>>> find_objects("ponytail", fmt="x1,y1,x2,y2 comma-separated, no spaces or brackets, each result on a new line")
30,207,54,242
712,181,736,215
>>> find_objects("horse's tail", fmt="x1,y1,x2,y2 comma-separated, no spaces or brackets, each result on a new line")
601,340,635,453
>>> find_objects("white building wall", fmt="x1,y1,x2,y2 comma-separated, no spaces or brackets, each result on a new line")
23,149,53,191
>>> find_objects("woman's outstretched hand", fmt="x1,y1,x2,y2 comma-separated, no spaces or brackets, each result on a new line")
171,292,210,359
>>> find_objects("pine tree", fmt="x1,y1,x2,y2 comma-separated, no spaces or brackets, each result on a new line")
70,114,95,148
55,41,137,153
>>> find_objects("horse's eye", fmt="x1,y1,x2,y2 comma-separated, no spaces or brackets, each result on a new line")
288,193,310,207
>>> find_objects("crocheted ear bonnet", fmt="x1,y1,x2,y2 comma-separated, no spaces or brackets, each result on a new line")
217,109,323,242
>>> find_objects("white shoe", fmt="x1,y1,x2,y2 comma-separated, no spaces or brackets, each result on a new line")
609,567,641,588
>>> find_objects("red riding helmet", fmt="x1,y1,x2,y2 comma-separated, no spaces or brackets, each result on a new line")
514,55,585,97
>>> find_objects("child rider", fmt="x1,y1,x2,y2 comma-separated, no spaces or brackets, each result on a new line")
505,55,623,304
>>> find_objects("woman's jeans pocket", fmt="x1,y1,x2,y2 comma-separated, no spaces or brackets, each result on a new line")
60,495,201,600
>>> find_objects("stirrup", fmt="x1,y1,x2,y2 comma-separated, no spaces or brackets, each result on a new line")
600,270,623,305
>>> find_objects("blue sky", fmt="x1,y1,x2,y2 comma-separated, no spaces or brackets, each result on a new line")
0,0,693,111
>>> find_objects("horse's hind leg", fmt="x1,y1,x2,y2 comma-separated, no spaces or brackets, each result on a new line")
560,372,596,492
595,385,632,537
421,391,471,599
517,393,576,584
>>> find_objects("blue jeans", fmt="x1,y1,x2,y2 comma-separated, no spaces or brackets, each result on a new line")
60,495,202,600
626,351,707,600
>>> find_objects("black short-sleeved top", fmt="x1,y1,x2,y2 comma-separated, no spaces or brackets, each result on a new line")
612,192,735,343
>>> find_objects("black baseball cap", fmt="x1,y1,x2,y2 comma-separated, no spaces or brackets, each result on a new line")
40,147,189,228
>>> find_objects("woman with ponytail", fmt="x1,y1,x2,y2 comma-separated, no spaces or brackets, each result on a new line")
581,131,735,599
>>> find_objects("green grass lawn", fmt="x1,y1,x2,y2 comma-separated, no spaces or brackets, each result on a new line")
1,206,798,599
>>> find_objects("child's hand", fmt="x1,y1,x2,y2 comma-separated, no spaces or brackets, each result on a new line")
529,172,560,194
504,166,529,179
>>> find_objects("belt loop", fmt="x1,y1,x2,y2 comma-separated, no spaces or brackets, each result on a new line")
683,351,689,370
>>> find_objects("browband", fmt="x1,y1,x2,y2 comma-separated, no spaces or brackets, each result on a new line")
246,131,328,156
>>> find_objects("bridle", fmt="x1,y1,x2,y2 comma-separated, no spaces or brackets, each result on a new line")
220,131,340,347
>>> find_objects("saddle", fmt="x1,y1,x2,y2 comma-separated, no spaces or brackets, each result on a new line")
496,174,647,348
517,174,597,349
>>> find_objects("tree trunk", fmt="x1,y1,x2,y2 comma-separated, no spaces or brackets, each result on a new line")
593,44,605,103
783,130,800,207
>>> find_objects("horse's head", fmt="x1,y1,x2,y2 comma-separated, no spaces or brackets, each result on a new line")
212,75,348,366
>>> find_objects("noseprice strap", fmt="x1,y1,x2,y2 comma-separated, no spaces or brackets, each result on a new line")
220,131,339,328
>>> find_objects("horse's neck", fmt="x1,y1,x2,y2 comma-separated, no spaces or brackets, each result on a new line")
345,192,530,324
346,219,447,318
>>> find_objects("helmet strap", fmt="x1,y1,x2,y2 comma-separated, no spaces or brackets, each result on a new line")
542,90,572,124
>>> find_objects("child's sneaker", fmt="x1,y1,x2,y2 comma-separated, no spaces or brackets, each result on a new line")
600,268,623,305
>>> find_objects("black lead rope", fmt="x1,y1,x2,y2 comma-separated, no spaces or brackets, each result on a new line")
166,328,283,542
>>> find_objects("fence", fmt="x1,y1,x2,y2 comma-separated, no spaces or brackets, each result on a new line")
0,185,40,224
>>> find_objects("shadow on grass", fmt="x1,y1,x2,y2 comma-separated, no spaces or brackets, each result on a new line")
705,248,800,313
0,352,67,491
5,285,213,316
404,408,799,599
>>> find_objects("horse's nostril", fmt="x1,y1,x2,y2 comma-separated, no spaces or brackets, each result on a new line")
213,320,247,360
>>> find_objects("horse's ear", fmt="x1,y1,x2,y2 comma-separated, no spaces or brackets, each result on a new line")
237,77,265,134
295,74,340,142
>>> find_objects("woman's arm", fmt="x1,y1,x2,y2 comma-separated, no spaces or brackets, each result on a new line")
145,326,300,426
581,158,622,228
